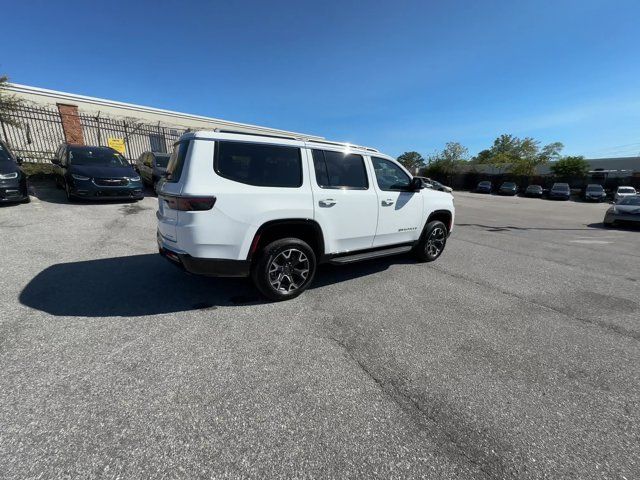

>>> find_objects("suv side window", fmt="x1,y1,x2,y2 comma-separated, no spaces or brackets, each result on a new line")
215,141,302,188
311,149,368,189
166,140,190,183
371,157,411,191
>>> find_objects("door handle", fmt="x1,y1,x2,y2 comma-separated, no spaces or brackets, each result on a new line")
319,199,337,207
381,199,395,206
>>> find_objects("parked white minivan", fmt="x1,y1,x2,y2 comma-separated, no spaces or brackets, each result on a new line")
157,130,455,300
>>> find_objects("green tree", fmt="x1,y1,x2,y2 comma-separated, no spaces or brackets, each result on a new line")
0,75,22,128
397,151,425,172
549,156,590,177
423,142,468,177
539,141,564,162
471,134,563,176
471,149,492,164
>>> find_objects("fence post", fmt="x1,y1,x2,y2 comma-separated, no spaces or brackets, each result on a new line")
96,111,101,145
0,118,7,143
123,120,131,163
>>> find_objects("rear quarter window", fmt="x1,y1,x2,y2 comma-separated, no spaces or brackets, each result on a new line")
215,141,302,188
166,140,190,182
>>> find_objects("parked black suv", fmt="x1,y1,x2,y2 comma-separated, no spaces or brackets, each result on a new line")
52,144,143,202
0,140,29,204
135,151,170,191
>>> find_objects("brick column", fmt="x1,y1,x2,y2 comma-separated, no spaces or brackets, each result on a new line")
56,103,84,145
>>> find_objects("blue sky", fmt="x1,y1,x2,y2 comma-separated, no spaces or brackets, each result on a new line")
2,0,639,158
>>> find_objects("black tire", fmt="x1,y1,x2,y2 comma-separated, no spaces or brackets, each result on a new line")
251,238,316,301
65,180,77,203
414,220,448,262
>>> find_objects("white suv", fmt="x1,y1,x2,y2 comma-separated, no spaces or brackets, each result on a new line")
156,131,455,300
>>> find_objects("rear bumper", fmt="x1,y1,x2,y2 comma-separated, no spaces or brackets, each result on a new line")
157,231,250,277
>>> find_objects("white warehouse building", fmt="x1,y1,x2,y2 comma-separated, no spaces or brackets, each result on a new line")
2,83,321,162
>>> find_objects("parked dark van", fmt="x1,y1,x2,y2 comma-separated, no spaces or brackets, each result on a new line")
0,140,29,204
136,151,171,191
52,144,143,202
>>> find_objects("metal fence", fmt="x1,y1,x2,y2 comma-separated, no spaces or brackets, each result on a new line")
79,113,184,162
0,105,65,163
0,104,185,164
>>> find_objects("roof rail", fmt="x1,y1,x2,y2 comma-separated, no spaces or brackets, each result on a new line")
214,128,299,141
305,138,379,153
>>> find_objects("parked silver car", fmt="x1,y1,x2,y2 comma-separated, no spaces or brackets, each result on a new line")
603,196,640,227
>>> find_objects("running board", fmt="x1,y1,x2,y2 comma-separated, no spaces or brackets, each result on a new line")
329,245,413,265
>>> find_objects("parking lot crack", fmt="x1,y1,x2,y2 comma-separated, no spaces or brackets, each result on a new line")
324,334,505,479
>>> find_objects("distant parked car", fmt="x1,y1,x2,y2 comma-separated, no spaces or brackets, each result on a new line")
52,144,144,202
603,195,640,227
614,186,637,203
583,184,607,202
475,181,492,193
416,176,453,194
0,140,29,204
523,185,543,198
136,151,171,191
498,181,518,196
548,182,571,200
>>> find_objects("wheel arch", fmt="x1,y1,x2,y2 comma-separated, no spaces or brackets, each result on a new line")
247,219,325,262
424,209,453,235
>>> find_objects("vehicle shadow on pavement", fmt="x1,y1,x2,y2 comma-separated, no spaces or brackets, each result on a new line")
586,222,640,231
19,254,260,316
20,253,415,317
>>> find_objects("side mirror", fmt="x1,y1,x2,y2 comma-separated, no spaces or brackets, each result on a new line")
16,156,23,165
51,158,60,165
410,177,424,191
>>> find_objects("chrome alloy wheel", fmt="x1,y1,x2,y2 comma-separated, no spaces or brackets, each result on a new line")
426,226,446,257
268,248,310,293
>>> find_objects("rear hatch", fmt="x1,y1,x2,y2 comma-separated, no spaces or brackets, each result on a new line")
157,140,190,243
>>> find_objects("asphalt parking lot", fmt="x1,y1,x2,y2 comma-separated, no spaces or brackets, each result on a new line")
1,182,639,479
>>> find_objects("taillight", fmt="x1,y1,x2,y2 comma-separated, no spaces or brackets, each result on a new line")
162,195,216,211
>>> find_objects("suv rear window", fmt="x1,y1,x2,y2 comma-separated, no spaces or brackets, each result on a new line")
215,141,302,188
312,149,368,189
166,140,190,183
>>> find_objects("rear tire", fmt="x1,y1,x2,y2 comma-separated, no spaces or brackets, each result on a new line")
251,238,316,301
414,220,448,262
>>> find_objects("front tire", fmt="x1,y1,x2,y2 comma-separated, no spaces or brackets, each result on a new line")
251,238,316,301
65,180,77,203
414,220,448,262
